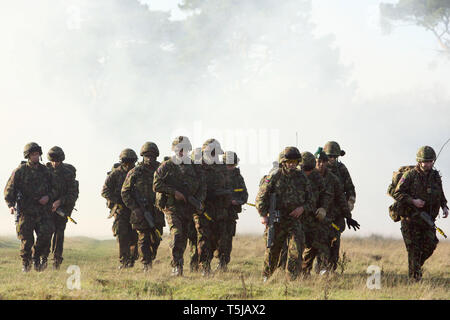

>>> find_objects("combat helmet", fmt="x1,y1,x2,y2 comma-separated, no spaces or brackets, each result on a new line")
223,151,239,165
172,136,193,153
323,141,345,157
300,151,316,171
47,146,65,162
119,148,138,163
140,142,159,157
23,142,43,159
278,146,302,164
202,139,224,156
416,146,436,162
314,147,329,162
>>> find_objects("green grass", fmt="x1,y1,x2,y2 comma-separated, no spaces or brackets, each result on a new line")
0,235,448,300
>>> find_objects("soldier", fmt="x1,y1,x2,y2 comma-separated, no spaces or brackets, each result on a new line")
101,148,139,269
215,151,248,272
255,147,314,281
121,142,165,272
315,149,359,273
46,146,79,270
153,136,206,276
4,142,56,272
393,146,448,281
200,139,232,276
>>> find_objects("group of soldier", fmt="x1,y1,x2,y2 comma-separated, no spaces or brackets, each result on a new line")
3,139,448,282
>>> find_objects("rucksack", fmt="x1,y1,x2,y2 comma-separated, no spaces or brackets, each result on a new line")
387,165,415,222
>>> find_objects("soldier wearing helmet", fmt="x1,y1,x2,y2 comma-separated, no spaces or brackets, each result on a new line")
46,146,79,270
212,151,248,272
153,137,206,276
121,142,165,272
4,142,56,272
101,148,139,270
393,146,448,280
255,147,314,281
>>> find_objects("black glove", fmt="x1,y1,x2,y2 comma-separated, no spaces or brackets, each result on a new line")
346,217,360,231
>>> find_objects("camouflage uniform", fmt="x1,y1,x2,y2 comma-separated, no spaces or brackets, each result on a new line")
121,157,164,270
153,137,206,275
216,165,248,269
46,157,79,269
101,150,138,268
255,147,314,280
393,146,448,280
4,143,56,271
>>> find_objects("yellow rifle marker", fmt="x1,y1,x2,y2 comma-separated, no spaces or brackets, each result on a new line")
155,229,162,240
246,203,256,207
436,227,447,239
234,188,244,192
67,216,78,224
203,212,213,221
331,223,340,231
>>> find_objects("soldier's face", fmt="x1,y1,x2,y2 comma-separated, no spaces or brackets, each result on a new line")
29,152,40,163
328,155,337,164
419,161,434,171
51,161,62,168
284,160,298,171
316,159,326,173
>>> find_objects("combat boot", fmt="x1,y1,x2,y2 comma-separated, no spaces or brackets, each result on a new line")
33,258,41,272
201,264,211,277
171,265,183,277
143,261,152,272
53,258,62,270
40,257,48,271
22,259,31,273
215,259,228,272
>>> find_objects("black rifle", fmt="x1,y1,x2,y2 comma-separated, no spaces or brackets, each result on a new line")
414,211,447,239
266,193,280,248
13,191,23,225
164,175,203,212
133,189,155,229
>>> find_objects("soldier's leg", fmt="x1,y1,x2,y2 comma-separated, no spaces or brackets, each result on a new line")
328,232,341,272
128,228,139,267
136,229,152,270
113,214,133,269
34,214,55,271
16,215,36,272
401,220,422,279
286,222,305,280
418,227,439,275
193,214,213,275
149,224,163,262
220,219,237,267
51,216,67,269
263,223,288,279
215,218,230,271
187,218,199,272
166,211,188,274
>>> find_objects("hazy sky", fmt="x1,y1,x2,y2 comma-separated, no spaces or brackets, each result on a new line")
1,0,449,240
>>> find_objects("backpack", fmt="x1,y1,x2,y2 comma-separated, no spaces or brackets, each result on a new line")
387,165,415,222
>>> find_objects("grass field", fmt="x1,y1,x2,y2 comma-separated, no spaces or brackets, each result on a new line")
0,234,448,300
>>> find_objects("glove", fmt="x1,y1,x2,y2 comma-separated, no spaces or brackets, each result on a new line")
348,196,356,212
346,217,360,231
315,207,326,222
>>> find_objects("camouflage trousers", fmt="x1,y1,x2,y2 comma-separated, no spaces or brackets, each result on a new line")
192,213,213,272
210,217,230,266
213,218,237,266
16,212,55,263
112,211,138,265
165,209,191,268
263,217,304,280
187,217,199,271
135,224,163,266
50,214,68,265
401,219,438,280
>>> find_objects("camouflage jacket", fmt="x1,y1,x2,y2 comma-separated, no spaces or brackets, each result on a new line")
228,167,249,218
255,167,313,219
328,161,356,201
153,156,206,214
46,162,78,214
393,165,448,220
101,164,132,214
4,161,55,215
304,169,333,213
322,168,352,224
201,162,232,220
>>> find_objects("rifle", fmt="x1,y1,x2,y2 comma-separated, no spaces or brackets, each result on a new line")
163,175,204,212
55,208,78,224
133,189,155,230
266,193,280,248
415,211,447,239
13,191,23,225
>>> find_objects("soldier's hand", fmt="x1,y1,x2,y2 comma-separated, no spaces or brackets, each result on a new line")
289,206,304,218
133,208,144,220
9,207,15,215
39,195,49,205
412,198,425,208
231,200,240,206
174,190,186,203
51,200,61,212
443,207,449,218
346,217,360,231
315,208,326,221
347,196,356,212
261,216,268,226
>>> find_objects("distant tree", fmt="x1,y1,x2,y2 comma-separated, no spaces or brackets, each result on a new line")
380,0,450,55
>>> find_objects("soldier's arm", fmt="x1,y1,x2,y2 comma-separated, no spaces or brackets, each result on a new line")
121,171,139,211
194,169,207,202
153,162,177,195
302,177,314,215
101,171,121,204
4,169,19,208
59,170,78,207
393,172,415,206
340,164,356,200
436,172,448,210
318,176,333,211
255,175,273,217
335,177,352,219
236,173,249,204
